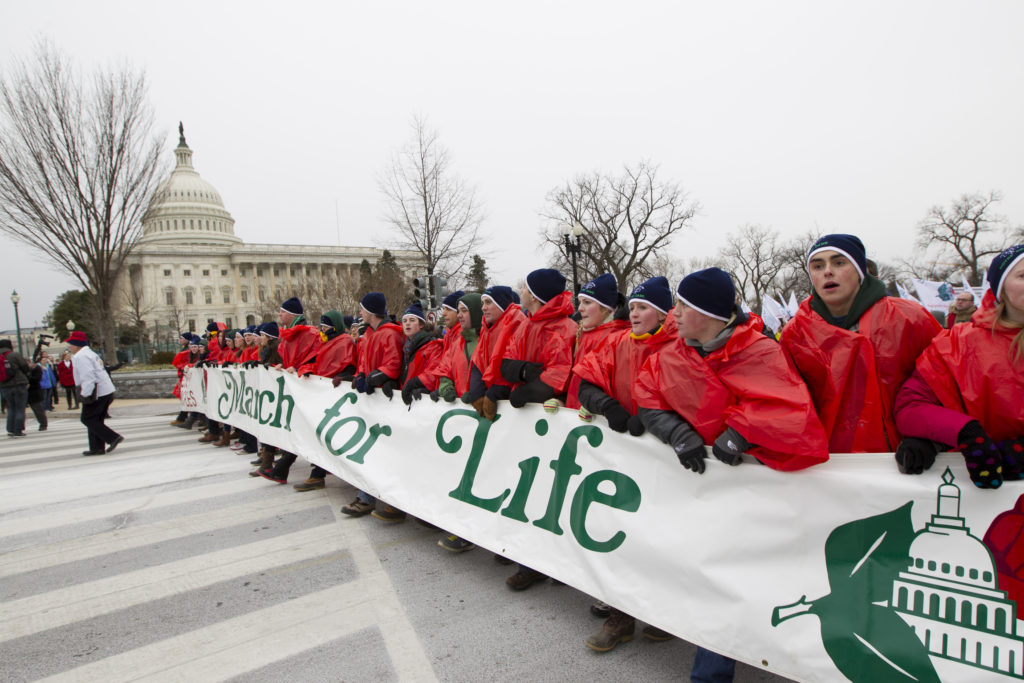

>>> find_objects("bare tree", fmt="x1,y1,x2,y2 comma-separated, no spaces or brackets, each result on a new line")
717,225,789,314
916,190,1010,286
0,43,165,357
541,161,699,292
771,229,822,302
380,116,483,299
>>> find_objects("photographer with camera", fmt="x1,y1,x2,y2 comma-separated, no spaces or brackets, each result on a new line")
67,331,124,456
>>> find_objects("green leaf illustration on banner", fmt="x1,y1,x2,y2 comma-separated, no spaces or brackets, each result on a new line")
772,503,939,683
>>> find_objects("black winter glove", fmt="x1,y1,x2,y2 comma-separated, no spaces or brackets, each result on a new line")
674,442,707,474
485,384,511,403
958,421,1003,489
603,403,630,433
508,380,555,408
366,370,390,389
243,360,260,370
894,437,939,475
626,414,645,437
429,389,440,402
401,378,427,405
521,362,544,383
998,437,1024,481
380,379,398,400
712,431,749,466
500,359,528,384
353,373,367,394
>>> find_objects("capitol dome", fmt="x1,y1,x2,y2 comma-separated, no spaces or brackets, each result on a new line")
139,123,240,246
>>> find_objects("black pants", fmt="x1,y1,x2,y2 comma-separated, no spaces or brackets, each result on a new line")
81,393,120,453
29,401,47,430
62,385,78,408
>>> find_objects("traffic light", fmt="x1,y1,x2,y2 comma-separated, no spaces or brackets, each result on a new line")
412,277,429,310
430,275,449,309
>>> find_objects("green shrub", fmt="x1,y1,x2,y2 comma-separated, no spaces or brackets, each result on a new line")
149,351,176,365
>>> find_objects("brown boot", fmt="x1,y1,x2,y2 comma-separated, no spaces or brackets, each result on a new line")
293,478,326,492
198,432,218,443
586,609,635,652
248,447,275,477
214,432,231,448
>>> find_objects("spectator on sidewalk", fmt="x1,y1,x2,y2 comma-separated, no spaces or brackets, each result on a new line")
0,338,30,437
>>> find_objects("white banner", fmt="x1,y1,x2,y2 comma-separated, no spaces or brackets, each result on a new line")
185,368,1024,683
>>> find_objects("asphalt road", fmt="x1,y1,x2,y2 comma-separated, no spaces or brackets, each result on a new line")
0,402,795,682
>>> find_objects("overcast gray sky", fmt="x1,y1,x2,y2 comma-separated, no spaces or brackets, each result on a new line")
2,0,1022,330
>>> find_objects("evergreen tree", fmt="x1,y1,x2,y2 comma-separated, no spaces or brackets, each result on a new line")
467,254,488,292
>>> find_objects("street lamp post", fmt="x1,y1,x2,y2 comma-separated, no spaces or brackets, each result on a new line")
10,290,23,356
560,221,585,297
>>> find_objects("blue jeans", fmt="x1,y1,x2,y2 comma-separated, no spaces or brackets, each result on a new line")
691,647,735,683
2,385,28,435
357,490,376,505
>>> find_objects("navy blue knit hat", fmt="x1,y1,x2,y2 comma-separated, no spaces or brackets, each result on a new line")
441,290,466,312
628,276,673,314
526,268,566,304
676,268,736,322
179,330,191,341
988,244,1024,302
206,322,220,333
259,322,280,339
578,273,619,310
807,234,867,282
482,285,517,311
280,297,303,315
360,292,387,317
189,334,204,346
403,301,427,322
343,315,355,329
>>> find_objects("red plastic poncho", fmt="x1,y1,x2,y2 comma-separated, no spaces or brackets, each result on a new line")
303,333,358,379
504,290,578,393
636,314,829,471
356,322,405,379
912,292,1024,441
404,338,444,390
781,296,941,453
573,316,676,414
421,323,466,392
241,345,260,362
472,305,526,388
171,349,190,398
278,325,322,371
566,319,630,409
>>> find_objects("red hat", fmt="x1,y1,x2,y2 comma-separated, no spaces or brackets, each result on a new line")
67,331,89,347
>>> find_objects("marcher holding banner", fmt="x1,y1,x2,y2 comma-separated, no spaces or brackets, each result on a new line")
574,276,677,651
289,311,358,490
341,292,405,516
781,234,942,453
565,273,628,411
499,269,578,591
169,331,193,426
894,244,1024,488
461,285,524,419
259,297,322,483
249,323,282,476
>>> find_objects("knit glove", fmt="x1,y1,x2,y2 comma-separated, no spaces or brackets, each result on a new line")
509,380,555,408
997,437,1024,481
401,377,427,405
472,396,498,421
674,442,707,474
894,437,939,475
958,421,1003,489
437,383,457,403
603,403,630,433
626,414,645,437
711,429,750,466
352,373,367,394
380,380,398,400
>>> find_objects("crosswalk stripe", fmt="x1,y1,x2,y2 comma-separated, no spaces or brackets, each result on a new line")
0,439,272,512
0,522,346,642
0,477,265,540
0,493,328,577
36,581,380,683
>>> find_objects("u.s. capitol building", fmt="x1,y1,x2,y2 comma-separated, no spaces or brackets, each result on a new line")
118,125,421,337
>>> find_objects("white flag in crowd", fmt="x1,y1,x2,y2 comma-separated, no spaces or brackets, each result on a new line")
911,278,955,311
897,281,921,304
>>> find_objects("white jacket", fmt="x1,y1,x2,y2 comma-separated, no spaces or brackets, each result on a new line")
72,345,116,399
